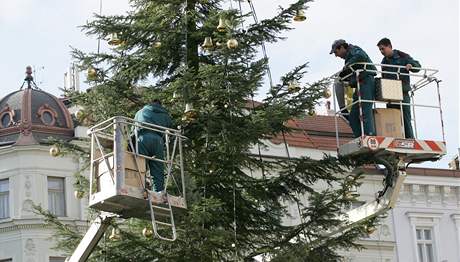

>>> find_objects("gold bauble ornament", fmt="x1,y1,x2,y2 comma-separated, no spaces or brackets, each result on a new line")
217,17,227,32
153,41,162,48
365,225,377,234
87,67,97,81
226,38,238,49
109,228,121,241
323,88,332,98
202,37,214,50
182,103,198,122
75,109,84,121
288,82,301,93
49,145,60,157
108,33,122,46
142,227,153,238
74,190,84,199
293,10,306,22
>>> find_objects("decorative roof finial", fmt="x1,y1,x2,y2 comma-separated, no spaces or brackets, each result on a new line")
20,66,40,90
25,66,33,88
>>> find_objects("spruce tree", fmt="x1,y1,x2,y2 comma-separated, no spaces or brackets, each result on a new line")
40,1,383,261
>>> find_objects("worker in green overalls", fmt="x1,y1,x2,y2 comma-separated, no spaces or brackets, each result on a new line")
134,99,172,197
377,37,421,139
331,39,377,138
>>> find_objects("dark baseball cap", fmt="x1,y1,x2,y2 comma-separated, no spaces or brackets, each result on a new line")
329,39,346,54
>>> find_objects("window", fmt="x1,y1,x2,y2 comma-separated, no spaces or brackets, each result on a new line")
42,111,54,125
0,179,9,219
37,105,57,126
48,177,66,217
0,113,11,128
49,257,66,262
416,228,435,262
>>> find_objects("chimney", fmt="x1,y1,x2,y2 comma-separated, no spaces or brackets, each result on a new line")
64,63,80,92
448,155,459,170
326,101,335,116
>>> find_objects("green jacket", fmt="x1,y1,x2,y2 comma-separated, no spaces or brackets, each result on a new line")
134,103,172,134
339,44,377,86
381,49,421,92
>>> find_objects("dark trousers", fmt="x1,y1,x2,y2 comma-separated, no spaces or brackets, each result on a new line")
388,93,414,138
350,75,376,138
137,131,165,192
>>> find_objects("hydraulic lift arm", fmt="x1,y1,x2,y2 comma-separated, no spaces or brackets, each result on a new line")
67,213,116,262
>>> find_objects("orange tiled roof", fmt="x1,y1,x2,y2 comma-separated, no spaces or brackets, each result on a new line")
270,115,353,151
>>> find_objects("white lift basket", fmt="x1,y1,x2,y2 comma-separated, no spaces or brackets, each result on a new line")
324,63,447,240
68,116,187,262
88,116,187,218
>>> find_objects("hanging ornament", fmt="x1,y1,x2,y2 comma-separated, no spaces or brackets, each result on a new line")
217,17,227,32
49,145,60,157
142,227,153,238
293,10,306,22
365,225,377,234
287,82,301,93
153,41,162,48
109,228,121,241
108,33,122,46
323,88,332,98
308,109,316,116
202,37,214,50
74,190,84,199
87,66,97,81
226,38,238,49
182,103,198,122
75,108,85,121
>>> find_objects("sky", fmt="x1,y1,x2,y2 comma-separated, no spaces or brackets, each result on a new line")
0,0,458,168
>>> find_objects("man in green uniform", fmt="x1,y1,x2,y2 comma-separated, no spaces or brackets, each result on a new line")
331,39,377,138
377,38,421,138
134,99,173,195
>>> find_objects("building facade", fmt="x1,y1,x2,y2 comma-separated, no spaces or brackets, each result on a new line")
0,88,87,262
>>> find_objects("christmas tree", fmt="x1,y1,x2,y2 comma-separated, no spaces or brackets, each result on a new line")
39,0,382,261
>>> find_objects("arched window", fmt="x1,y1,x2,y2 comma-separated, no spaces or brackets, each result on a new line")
37,104,58,126
0,106,14,128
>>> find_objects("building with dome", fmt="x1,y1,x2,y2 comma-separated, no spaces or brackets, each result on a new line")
0,69,87,262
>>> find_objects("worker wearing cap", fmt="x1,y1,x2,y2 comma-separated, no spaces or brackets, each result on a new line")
330,39,377,138
134,99,172,195
377,38,421,139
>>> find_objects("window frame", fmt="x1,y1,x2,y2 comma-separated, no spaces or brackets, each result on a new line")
406,212,442,262
0,178,10,220
37,104,58,126
47,176,66,217
0,110,14,129
415,227,435,262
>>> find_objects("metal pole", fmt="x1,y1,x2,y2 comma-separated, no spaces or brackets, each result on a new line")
90,131,95,196
114,117,124,190
356,71,365,138
435,79,446,142
411,90,418,139
333,77,340,151
178,136,187,208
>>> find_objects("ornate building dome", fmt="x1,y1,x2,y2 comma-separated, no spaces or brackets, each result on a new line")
0,67,74,146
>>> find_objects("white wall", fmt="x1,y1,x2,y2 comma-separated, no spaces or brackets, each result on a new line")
0,145,88,261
